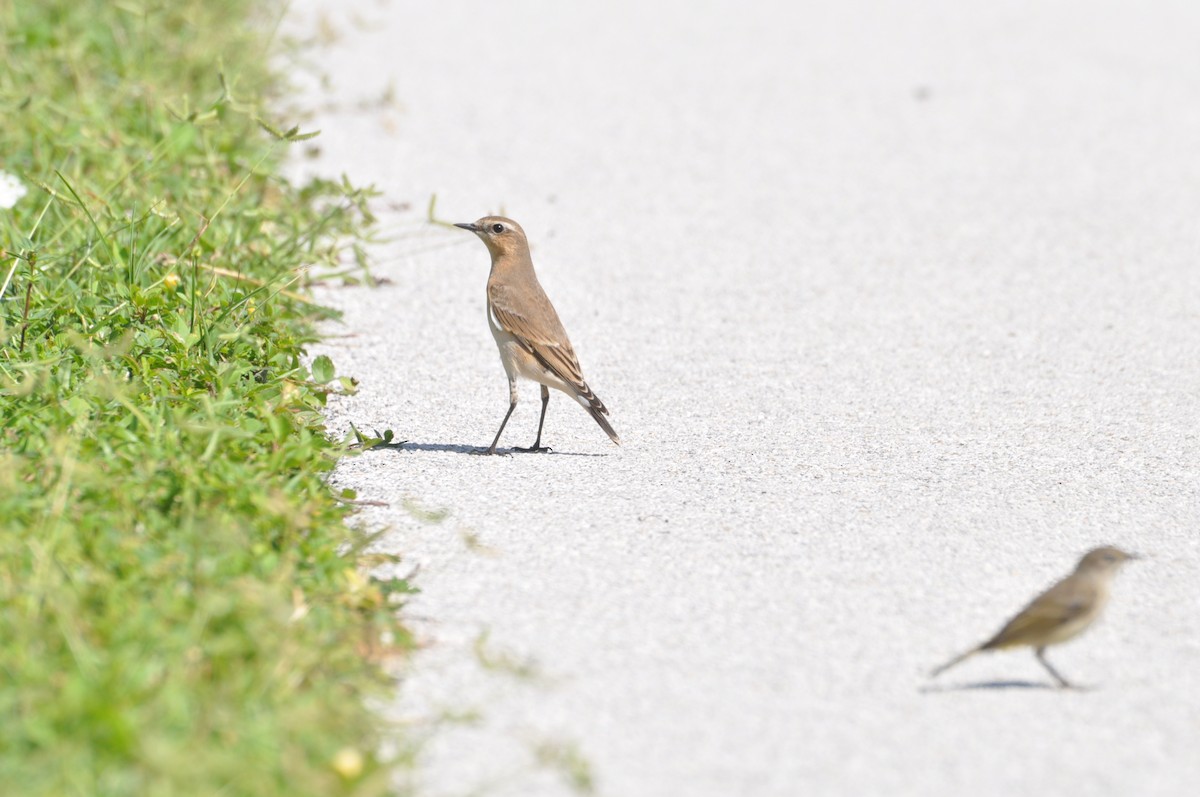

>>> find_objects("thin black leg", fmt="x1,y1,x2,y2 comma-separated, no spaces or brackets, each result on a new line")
516,385,552,453
1036,647,1073,689
475,399,516,455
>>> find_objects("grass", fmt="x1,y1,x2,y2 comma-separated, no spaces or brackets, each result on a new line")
0,2,415,795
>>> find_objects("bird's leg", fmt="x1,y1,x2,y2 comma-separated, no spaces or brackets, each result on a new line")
473,379,518,456
1035,647,1074,689
515,385,552,453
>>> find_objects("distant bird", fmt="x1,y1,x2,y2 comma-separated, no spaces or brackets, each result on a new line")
455,216,620,455
931,546,1139,688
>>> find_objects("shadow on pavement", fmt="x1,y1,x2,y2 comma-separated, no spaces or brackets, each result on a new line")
918,680,1066,693
365,441,607,457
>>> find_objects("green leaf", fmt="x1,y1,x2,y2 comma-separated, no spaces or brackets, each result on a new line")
255,117,285,139
311,354,335,384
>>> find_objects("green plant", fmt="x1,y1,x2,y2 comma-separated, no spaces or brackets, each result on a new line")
0,2,412,795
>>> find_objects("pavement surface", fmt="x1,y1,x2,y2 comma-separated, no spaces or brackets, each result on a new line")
287,1,1200,795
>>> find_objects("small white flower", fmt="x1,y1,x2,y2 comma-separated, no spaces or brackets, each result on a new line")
0,171,27,209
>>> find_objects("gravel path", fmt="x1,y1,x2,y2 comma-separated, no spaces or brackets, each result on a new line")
289,2,1200,795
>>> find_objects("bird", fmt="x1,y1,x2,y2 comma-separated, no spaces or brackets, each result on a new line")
454,216,620,455
930,546,1139,688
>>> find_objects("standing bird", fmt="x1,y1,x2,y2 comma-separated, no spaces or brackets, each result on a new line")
454,216,620,455
930,546,1139,688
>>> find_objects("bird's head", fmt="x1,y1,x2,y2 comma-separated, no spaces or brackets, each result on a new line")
1076,546,1140,574
455,216,528,259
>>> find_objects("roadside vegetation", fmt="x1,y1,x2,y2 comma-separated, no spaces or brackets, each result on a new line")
0,2,413,795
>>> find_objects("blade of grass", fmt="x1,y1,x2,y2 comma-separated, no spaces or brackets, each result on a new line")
54,169,125,273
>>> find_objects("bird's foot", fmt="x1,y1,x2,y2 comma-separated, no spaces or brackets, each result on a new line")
470,447,510,457
1056,681,1093,692
513,445,553,454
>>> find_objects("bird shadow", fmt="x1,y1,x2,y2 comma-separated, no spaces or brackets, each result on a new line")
362,440,608,458
919,680,1093,694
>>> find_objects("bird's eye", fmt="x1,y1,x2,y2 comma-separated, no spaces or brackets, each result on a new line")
491,223,504,234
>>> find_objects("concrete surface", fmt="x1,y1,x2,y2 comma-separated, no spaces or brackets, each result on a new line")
287,1,1200,794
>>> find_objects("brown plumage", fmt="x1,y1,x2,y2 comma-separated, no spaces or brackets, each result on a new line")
455,216,619,454
930,546,1138,687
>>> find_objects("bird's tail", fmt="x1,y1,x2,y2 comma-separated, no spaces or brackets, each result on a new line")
929,646,980,679
574,384,620,445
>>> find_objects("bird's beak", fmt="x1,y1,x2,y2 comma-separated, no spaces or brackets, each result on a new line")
454,222,481,233
1127,552,1144,561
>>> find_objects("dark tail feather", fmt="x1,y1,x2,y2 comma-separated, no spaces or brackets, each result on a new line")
930,647,979,679
587,403,621,445
576,383,620,445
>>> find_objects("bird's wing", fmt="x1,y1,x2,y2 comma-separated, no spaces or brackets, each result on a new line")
488,282,587,392
981,578,1096,650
